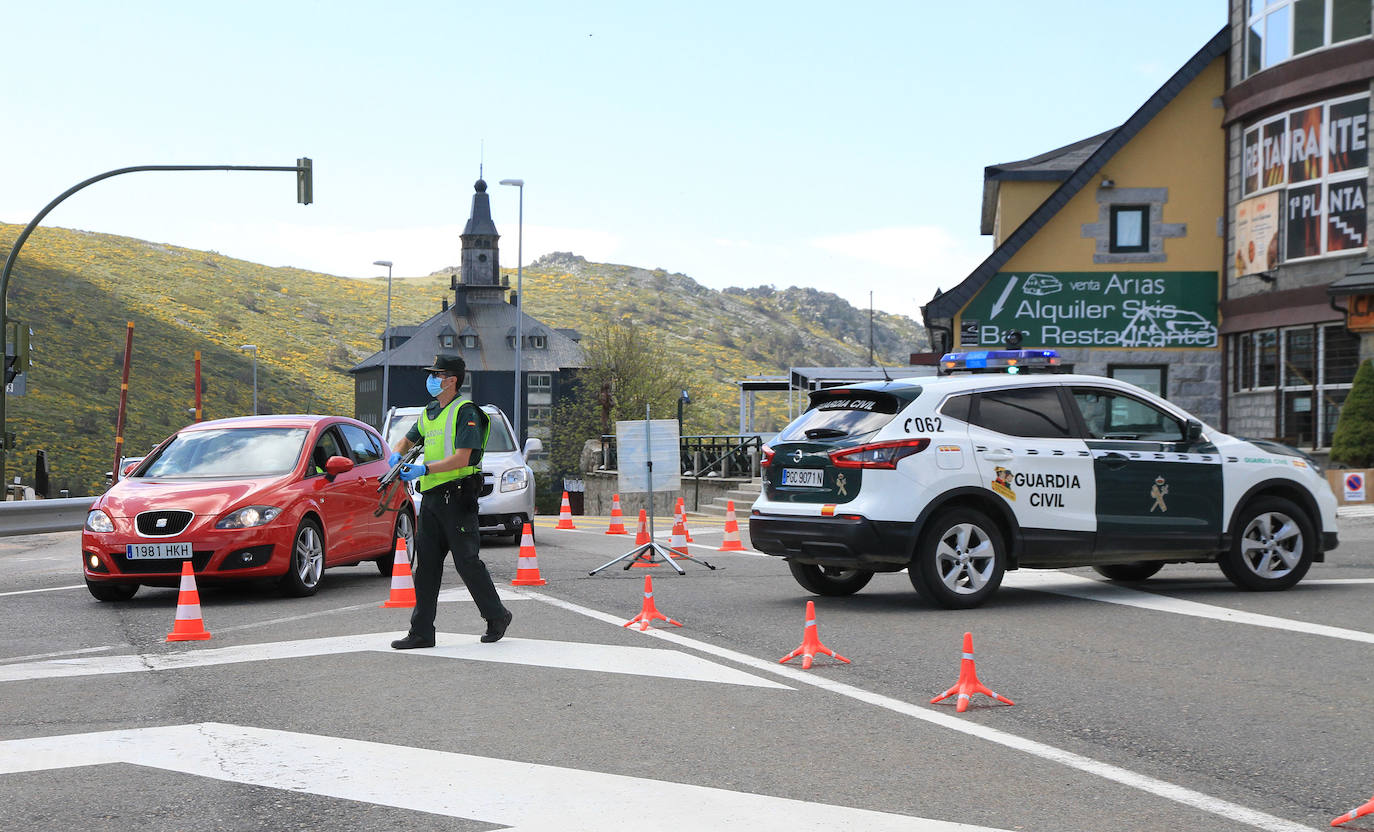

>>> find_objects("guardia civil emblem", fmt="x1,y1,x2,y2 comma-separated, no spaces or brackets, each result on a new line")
1150,476,1169,512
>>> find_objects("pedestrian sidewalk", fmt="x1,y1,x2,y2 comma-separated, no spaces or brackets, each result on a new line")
1336,504,1374,519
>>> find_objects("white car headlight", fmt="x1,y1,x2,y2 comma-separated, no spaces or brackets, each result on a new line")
85,510,114,533
500,468,529,492
216,506,282,529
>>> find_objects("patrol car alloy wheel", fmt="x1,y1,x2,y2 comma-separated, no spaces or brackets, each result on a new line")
787,562,874,596
911,508,1006,609
280,518,324,597
1219,496,1314,591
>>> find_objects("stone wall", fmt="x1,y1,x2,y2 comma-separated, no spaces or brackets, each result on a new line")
581,470,754,517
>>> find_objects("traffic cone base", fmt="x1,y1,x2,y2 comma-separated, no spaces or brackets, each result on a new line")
166,561,212,641
623,575,682,631
718,500,746,551
779,600,848,670
381,537,416,608
606,494,628,535
511,523,547,586
930,632,1014,713
1332,794,1374,827
556,491,576,529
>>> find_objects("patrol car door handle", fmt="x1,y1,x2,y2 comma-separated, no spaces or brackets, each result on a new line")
983,450,1013,462
1100,452,1129,469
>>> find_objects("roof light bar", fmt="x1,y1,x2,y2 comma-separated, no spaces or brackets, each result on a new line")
938,349,1060,374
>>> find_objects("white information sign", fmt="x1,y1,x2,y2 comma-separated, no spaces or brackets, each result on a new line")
616,418,680,494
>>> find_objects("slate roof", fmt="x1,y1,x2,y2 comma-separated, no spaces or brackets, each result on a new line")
928,27,1229,320
980,129,1115,235
351,292,585,374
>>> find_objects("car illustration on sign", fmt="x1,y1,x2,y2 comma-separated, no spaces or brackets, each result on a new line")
1020,273,1063,296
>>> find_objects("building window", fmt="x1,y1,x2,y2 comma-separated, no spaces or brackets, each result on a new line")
1109,206,1149,253
1108,364,1167,398
1230,323,1357,446
528,335,547,349
527,373,551,391
440,334,454,349
527,404,552,424
462,334,478,349
1240,93,1369,261
1245,0,1372,77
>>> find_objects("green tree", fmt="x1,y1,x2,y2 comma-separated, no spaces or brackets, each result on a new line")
1331,359,1374,467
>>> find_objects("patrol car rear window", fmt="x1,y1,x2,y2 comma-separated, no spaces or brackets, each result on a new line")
775,390,908,441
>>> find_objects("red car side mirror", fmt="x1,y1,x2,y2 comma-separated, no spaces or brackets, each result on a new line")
324,455,355,478
121,462,138,476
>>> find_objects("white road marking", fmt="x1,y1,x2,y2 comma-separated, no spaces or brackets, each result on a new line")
0,722,1006,831
0,631,788,689
520,588,1324,832
0,646,111,665
1004,571,1374,645
0,584,84,597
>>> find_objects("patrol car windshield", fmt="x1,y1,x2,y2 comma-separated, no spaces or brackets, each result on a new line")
138,428,308,479
775,390,911,442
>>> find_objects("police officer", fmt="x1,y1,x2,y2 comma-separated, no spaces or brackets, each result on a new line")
389,354,513,649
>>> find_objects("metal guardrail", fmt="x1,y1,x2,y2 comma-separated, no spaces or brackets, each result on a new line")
597,434,764,479
0,496,96,537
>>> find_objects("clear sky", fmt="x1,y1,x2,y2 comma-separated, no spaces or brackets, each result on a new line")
3,1,1224,320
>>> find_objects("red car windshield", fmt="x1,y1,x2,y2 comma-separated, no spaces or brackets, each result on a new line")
138,428,309,479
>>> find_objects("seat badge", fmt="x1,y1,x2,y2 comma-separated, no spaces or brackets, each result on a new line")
156,518,168,528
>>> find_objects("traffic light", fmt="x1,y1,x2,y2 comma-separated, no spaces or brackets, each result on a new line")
296,157,313,205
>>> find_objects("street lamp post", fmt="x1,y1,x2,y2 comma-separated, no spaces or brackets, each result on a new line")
373,260,393,427
499,178,525,445
240,344,258,414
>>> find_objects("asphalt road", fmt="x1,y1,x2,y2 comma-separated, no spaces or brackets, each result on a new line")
1,513,1373,831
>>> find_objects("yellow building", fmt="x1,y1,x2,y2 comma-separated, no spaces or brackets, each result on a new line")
924,30,1229,423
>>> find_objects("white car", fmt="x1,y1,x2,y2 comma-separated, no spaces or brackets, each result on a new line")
749,349,1338,609
382,405,542,544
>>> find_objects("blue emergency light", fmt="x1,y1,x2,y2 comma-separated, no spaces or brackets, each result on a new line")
938,349,1061,374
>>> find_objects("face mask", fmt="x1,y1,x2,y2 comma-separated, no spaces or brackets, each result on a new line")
425,374,444,397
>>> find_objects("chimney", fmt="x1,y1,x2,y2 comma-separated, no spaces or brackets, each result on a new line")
441,298,449,311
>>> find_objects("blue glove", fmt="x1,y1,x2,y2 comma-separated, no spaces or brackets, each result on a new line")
387,451,403,467
398,462,427,482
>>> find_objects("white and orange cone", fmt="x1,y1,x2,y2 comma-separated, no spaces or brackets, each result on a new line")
1332,792,1374,827
718,500,746,551
606,494,628,535
380,536,416,608
675,497,694,542
556,492,576,529
623,575,682,632
633,509,651,546
779,600,847,670
630,509,661,568
668,517,690,558
930,632,1015,713
166,561,212,642
511,523,547,586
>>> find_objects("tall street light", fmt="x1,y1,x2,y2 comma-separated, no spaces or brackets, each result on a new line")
373,260,394,427
240,344,258,415
499,178,525,445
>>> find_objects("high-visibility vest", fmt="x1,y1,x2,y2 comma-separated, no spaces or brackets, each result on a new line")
417,397,489,492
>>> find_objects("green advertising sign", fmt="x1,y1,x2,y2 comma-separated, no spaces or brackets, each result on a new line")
958,271,1218,349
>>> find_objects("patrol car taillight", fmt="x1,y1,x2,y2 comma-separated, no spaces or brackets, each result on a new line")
760,445,775,468
828,438,930,469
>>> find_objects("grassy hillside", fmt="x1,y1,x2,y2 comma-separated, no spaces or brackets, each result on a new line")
0,225,926,494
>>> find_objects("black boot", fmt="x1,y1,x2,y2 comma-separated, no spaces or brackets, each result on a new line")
391,633,436,650
481,609,513,643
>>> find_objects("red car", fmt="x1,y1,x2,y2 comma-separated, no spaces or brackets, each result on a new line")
82,415,414,601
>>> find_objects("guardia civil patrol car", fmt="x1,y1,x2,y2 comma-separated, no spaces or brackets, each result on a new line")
748,349,1339,609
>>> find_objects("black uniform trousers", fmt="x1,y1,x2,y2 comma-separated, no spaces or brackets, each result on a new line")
408,480,507,640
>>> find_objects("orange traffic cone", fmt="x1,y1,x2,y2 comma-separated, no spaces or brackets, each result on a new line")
556,492,576,529
623,575,682,631
931,632,1015,713
633,509,651,546
1332,792,1374,827
380,536,416,608
511,523,547,586
779,600,848,669
718,500,746,551
166,561,212,642
675,497,694,542
606,494,628,535
668,517,690,559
